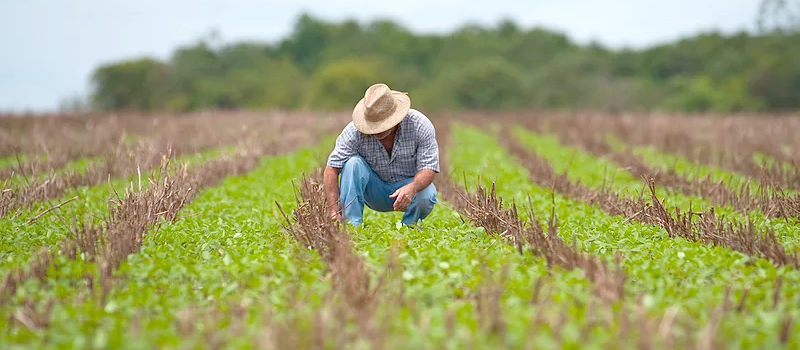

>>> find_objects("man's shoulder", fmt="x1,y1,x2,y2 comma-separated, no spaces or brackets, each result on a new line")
406,108,433,126
406,108,435,132
333,122,366,148
407,108,429,121
339,121,362,137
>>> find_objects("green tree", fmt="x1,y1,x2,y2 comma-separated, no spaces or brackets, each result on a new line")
83,13,800,114
279,13,334,73
660,75,764,112
90,57,170,111
747,55,800,110
417,57,529,111
221,57,306,109
527,50,614,109
301,57,390,110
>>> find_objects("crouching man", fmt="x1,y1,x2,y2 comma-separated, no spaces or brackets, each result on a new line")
324,83,439,227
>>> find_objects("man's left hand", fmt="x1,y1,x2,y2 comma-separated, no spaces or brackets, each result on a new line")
389,184,417,211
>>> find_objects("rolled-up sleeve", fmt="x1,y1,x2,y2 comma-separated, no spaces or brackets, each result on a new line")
327,123,359,168
415,115,440,173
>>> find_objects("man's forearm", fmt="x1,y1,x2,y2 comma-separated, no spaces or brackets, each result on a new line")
409,169,435,193
323,166,341,211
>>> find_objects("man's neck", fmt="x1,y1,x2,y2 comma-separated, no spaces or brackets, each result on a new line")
377,128,397,155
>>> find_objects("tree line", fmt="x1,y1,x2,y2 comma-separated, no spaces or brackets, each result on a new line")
86,13,800,114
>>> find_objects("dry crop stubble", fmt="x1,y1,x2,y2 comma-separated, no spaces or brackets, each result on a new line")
1,115,331,310
276,170,397,348
496,125,658,224
0,112,156,179
4,136,340,348
351,116,795,348
507,115,800,222
0,111,345,219
540,112,800,192
495,124,799,269
445,121,799,348
462,111,800,191
0,110,344,182
0,112,129,158
434,119,626,302
146,255,758,349
3,111,798,348
164,156,748,350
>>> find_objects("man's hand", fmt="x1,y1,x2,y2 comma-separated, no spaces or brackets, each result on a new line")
329,207,342,222
324,165,342,222
389,183,417,211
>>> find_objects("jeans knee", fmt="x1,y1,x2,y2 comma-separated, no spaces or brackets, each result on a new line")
343,155,367,169
415,184,437,209
341,156,368,179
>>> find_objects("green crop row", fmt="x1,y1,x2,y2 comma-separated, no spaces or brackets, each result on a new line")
0,154,37,170
449,122,800,349
0,144,331,348
0,147,230,277
2,122,797,349
511,126,800,251
4,157,102,189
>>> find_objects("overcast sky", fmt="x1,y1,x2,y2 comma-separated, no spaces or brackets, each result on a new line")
0,0,762,112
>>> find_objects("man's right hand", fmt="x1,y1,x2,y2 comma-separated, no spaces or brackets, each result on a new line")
324,165,342,222
330,210,342,221
329,208,342,222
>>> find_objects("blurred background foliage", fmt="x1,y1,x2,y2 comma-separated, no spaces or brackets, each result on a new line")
87,4,800,114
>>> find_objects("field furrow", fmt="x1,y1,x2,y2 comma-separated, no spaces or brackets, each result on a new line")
507,117,800,222
603,137,800,248
0,117,334,291
507,124,800,253
508,125,798,268
2,110,798,349
0,114,342,267
446,122,800,348
0,118,280,217
0,149,217,271
598,116,800,192
0,144,222,218
432,119,626,302
502,112,800,192
259,165,756,349
0,135,329,347
0,111,348,182
614,139,800,210
0,131,316,303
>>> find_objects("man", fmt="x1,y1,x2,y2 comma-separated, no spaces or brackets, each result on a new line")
324,82,439,227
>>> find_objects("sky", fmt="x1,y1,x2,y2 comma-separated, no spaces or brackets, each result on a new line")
0,0,763,113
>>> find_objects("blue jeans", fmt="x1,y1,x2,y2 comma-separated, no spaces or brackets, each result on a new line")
339,155,437,226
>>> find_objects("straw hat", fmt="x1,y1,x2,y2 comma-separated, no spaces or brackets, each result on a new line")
352,83,410,134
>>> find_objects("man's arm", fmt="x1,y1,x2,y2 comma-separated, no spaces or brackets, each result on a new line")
324,165,342,220
410,169,435,192
414,112,440,175
324,123,359,220
390,169,435,211
390,111,439,211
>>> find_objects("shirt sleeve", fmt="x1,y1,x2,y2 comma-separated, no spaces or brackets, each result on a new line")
327,123,359,168
414,113,440,173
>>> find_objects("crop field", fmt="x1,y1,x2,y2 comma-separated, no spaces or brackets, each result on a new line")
0,110,799,349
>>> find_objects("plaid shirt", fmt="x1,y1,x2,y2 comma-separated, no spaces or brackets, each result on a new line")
327,108,440,183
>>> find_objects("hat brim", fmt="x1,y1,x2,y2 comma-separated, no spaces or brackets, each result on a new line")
352,91,411,135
